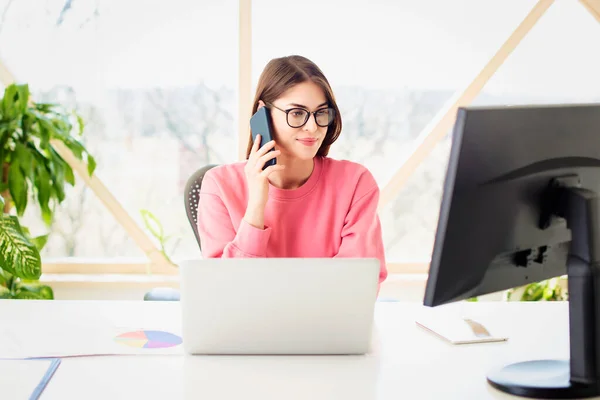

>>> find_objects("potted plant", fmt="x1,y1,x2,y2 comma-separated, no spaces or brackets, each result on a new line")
0,83,96,298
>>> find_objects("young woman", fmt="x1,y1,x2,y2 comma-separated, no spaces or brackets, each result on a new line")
197,55,387,285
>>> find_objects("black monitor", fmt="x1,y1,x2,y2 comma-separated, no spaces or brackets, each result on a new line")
423,103,600,398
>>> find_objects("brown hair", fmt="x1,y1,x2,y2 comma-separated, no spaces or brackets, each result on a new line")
246,55,342,158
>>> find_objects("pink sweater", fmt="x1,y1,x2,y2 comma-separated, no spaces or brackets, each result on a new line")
196,156,387,284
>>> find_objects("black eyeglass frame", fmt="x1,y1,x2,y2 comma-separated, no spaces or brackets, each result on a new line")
266,102,335,128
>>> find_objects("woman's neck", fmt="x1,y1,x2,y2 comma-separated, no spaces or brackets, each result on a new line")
268,154,315,190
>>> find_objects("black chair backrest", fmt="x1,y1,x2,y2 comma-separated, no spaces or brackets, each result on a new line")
184,164,218,251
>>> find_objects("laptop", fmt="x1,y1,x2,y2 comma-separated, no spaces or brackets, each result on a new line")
179,258,380,355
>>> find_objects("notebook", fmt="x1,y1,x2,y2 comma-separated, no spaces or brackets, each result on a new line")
416,313,508,345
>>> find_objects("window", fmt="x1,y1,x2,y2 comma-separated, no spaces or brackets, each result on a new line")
255,0,592,262
0,0,238,261
381,0,600,262
3,0,599,268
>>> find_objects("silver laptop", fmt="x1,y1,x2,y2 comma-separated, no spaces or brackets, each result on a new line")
179,258,380,355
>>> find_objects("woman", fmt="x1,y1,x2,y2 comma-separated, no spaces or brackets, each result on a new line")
197,55,387,285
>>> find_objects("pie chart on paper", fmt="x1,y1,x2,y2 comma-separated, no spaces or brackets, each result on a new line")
114,330,182,349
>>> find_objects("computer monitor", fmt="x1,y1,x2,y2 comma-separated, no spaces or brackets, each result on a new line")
423,103,600,398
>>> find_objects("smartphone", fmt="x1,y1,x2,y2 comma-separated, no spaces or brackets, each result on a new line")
249,107,276,170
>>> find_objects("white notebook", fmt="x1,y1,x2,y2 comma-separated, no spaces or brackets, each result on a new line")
416,312,508,345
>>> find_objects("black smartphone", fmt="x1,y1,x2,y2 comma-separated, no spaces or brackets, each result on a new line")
249,107,276,170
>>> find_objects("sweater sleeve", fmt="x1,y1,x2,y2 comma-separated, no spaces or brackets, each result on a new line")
196,173,271,258
334,180,388,285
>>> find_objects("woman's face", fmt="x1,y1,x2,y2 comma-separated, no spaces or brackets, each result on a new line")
262,81,329,161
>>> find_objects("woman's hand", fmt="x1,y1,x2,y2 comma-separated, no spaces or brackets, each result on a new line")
243,134,285,229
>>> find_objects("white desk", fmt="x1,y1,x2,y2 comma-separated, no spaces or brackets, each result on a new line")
0,300,595,400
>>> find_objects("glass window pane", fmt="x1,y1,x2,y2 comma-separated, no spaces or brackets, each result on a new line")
0,0,239,260
253,0,600,263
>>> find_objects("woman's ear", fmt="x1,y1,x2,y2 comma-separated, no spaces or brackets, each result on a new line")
257,100,266,110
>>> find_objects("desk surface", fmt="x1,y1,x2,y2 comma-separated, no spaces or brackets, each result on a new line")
0,300,592,400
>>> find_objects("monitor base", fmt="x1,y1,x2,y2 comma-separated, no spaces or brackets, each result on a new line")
487,359,600,399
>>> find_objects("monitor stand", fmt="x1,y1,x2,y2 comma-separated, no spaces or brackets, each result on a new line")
487,177,600,398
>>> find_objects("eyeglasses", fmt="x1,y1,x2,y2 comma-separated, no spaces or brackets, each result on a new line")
267,102,335,128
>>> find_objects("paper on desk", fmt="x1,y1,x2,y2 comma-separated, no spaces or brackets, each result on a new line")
415,305,509,345
0,358,59,400
0,323,184,359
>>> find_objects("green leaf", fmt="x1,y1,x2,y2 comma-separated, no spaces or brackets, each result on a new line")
63,137,84,158
0,194,4,211
31,111,55,131
14,142,33,181
14,84,30,115
0,285,12,299
1,84,18,119
52,115,71,133
87,154,96,176
26,141,49,164
0,215,42,280
530,284,544,301
30,147,62,216
0,268,7,286
34,102,59,113
33,112,72,149
17,283,53,299
64,163,75,186
14,290,43,299
0,84,29,120
8,160,28,216
48,149,66,203
49,146,74,187
40,205,52,226
30,234,49,251
52,180,65,203
35,163,53,225
76,114,85,135
21,112,34,141
140,209,164,239
37,120,51,149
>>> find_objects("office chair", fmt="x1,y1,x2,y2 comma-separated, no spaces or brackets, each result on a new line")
143,164,218,301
